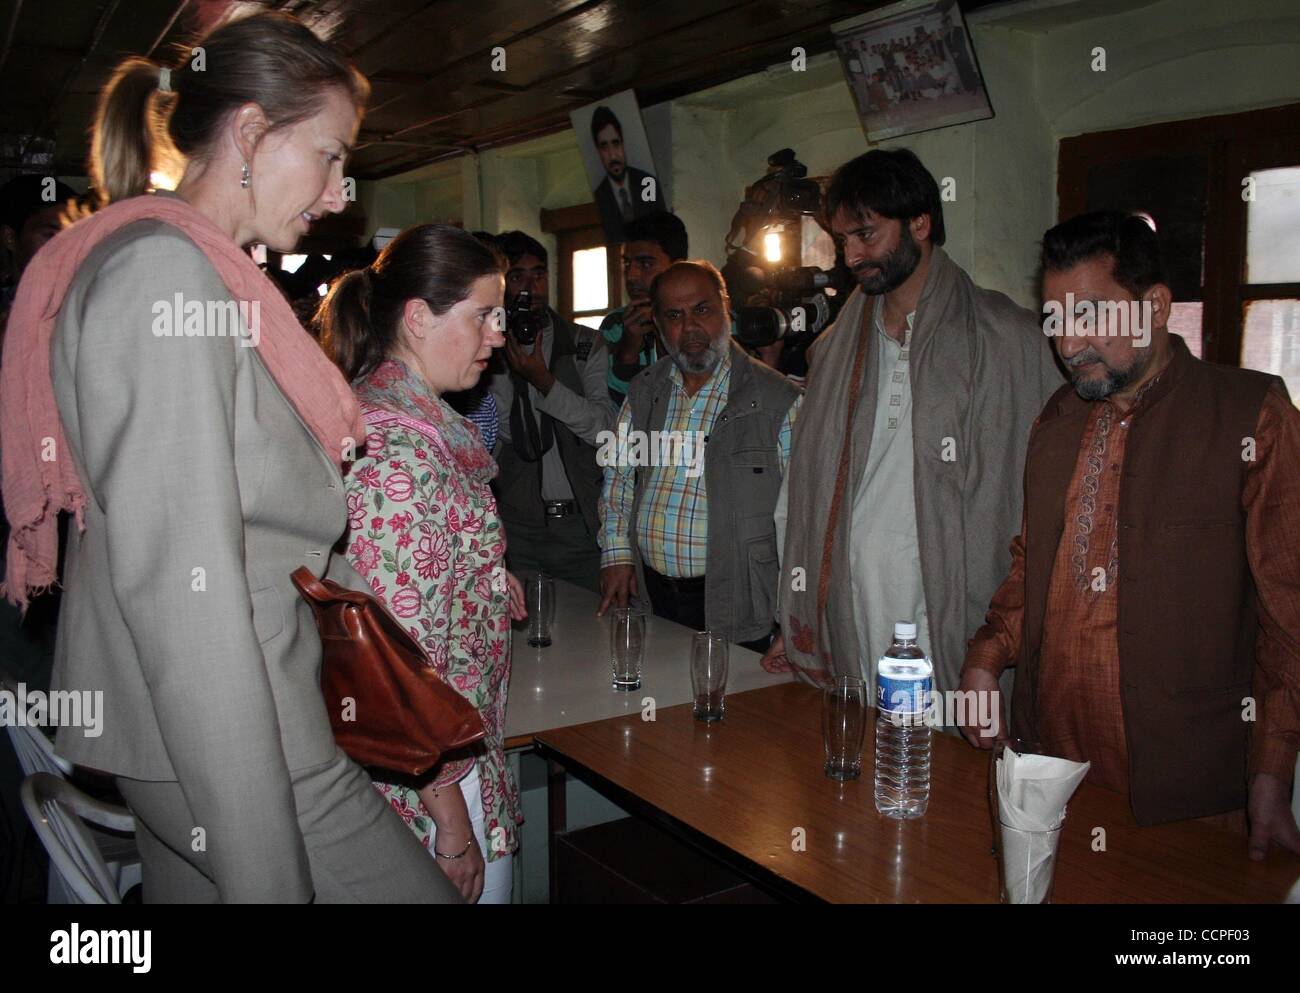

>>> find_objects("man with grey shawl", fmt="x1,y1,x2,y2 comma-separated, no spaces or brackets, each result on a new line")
767,149,1062,725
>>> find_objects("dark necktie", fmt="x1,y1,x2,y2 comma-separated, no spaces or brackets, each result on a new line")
619,186,633,220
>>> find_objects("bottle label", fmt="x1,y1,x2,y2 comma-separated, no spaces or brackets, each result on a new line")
877,674,932,716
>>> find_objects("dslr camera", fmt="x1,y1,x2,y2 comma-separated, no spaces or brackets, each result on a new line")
506,290,545,346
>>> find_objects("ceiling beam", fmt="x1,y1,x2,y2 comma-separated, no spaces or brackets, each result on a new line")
369,0,760,141
363,0,609,118
20,0,122,162
366,0,850,159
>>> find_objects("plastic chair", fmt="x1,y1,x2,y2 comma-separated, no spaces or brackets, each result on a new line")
1,670,140,900
0,670,73,778
21,773,136,904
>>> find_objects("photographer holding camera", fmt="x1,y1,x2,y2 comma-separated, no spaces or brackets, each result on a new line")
486,231,616,591
600,211,689,405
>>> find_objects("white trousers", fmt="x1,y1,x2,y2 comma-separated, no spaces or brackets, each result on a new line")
429,767,513,905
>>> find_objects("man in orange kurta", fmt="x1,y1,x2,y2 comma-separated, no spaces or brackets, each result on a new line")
959,212,1300,860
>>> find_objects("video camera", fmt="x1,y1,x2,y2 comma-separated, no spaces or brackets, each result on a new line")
721,148,849,353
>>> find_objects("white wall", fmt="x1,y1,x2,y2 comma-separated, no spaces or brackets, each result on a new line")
1034,0,1300,140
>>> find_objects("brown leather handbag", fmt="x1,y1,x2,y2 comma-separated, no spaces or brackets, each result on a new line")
291,567,485,778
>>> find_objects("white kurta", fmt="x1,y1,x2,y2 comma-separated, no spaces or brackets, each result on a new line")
848,302,934,686
775,300,934,684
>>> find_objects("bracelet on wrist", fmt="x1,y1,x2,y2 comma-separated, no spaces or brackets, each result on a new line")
434,836,475,860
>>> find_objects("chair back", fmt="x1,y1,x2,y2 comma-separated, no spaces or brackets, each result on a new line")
0,671,73,778
20,773,135,904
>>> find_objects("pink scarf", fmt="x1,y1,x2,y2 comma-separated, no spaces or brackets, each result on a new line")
0,194,366,609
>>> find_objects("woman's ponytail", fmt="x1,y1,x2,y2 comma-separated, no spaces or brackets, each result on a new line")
318,267,387,383
89,57,172,205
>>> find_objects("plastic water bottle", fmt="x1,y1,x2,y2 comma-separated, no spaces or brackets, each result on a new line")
874,621,933,819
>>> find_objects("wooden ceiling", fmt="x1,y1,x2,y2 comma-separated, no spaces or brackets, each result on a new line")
0,0,1007,182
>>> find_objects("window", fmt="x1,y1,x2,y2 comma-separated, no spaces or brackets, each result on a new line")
1240,166,1300,400
541,203,622,329
572,246,610,328
1058,103,1300,399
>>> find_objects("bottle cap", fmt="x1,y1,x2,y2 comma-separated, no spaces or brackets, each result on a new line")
894,621,917,640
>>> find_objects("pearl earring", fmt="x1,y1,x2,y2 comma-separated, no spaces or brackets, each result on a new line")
240,163,250,189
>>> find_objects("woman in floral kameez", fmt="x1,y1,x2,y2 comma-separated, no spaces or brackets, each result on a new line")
318,224,524,903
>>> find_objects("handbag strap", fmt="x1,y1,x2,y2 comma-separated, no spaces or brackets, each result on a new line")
290,566,335,611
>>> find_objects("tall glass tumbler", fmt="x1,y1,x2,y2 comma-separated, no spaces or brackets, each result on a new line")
610,607,645,690
526,573,555,647
823,675,868,780
690,631,729,722
988,738,1043,856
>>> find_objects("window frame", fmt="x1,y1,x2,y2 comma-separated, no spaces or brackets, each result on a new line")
541,202,622,326
1057,102,1300,367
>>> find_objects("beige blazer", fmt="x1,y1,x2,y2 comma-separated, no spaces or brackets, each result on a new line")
50,220,364,898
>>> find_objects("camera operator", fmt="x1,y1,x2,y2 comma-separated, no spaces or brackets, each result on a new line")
486,231,615,591
600,211,689,405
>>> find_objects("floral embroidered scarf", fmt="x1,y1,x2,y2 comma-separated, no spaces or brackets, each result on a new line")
353,359,498,485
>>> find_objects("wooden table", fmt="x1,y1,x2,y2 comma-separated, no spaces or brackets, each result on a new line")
535,682,1300,903
503,580,792,751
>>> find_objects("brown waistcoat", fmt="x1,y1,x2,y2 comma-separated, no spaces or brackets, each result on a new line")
1012,335,1280,824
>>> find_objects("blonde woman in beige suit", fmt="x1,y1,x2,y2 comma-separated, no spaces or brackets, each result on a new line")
0,13,460,903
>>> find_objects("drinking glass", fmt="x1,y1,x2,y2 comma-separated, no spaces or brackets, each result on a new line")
988,738,1043,855
525,573,555,647
990,737,1062,902
690,631,728,722
823,675,867,780
610,607,645,690
997,822,1062,904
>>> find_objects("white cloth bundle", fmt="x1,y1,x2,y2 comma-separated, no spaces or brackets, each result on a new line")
996,748,1090,903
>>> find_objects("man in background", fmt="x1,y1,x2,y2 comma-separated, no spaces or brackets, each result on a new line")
487,231,615,590
598,261,800,652
601,211,688,405
1,174,78,339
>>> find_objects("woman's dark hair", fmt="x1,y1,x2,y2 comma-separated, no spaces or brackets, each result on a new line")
90,11,369,205
824,148,946,247
318,224,506,382
1040,211,1167,298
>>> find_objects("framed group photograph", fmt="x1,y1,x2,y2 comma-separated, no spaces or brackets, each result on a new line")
833,0,993,142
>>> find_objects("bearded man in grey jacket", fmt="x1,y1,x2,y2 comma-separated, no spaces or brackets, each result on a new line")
769,149,1063,720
